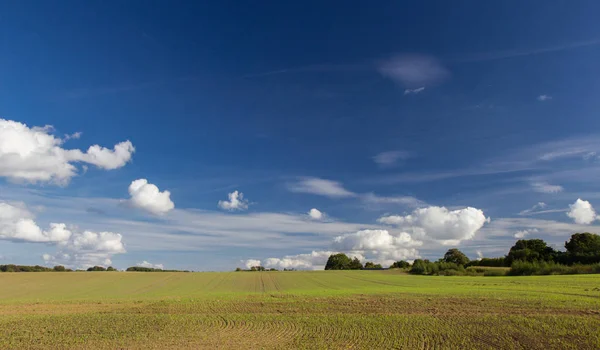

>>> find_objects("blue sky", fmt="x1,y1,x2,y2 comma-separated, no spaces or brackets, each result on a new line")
1,1,600,270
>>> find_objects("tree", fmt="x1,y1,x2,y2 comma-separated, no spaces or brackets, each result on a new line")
390,260,411,269
349,257,363,270
87,266,107,271
325,253,352,270
106,266,116,271
506,239,557,264
53,265,66,272
443,249,470,266
364,262,375,268
565,233,600,255
235,267,242,271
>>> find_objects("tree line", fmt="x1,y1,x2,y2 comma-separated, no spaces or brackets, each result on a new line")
0,265,189,272
322,232,600,276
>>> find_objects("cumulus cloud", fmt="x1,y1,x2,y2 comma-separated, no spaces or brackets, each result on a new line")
567,198,597,224
537,95,552,101
531,182,563,193
136,261,164,270
0,119,134,184
0,200,126,268
378,206,489,245
264,251,335,270
372,150,412,167
0,202,72,243
514,228,538,239
43,230,125,268
288,178,356,198
218,190,249,211
308,208,324,220
404,87,425,95
128,179,175,215
332,229,421,251
476,250,483,261
377,54,449,87
243,259,261,269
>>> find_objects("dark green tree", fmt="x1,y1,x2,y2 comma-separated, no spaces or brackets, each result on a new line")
349,257,363,270
506,239,557,264
325,253,352,270
390,260,411,269
565,233,600,255
53,265,66,272
443,249,470,266
106,266,116,271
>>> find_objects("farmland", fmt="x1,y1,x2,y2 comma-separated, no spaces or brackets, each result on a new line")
1,271,599,349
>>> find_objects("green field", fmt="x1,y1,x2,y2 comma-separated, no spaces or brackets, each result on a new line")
1,271,599,349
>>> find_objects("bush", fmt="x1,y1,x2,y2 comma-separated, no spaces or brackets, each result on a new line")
483,269,507,276
508,260,600,276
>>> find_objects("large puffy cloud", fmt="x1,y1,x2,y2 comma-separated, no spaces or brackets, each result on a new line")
243,259,261,269
43,230,125,268
0,119,134,184
0,199,125,268
218,190,249,211
128,179,174,215
567,198,597,224
332,229,421,251
378,206,489,245
0,202,72,242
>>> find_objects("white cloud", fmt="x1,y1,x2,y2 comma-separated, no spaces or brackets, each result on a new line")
378,206,489,245
63,132,82,141
243,259,261,269
218,190,249,211
514,228,538,239
531,182,563,193
0,119,134,184
332,229,421,251
404,87,425,95
136,261,164,270
264,250,334,270
537,95,552,101
476,250,483,261
372,150,412,167
128,179,174,215
308,208,324,220
518,202,547,215
43,230,125,268
377,54,449,87
288,178,356,198
0,202,72,243
567,198,597,224
361,193,424,207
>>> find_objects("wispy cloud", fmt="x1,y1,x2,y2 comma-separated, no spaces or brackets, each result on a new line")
377,54,449,87
537,94,552,101
287,178,357,198
404,87,425,95
531,182,563,193
373,150,413,167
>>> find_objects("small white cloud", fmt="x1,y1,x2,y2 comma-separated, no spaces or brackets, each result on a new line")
537,95,552,101
514,228,538,239
308,208,324,220
378,54,449,87
128,179,175,215
136,261,164,270
531,182,563,193
372,150,413,167
476,250,483,261
288,178,356,198
243,259,261,269
0,119,134,184
264,251,334,270
218,190,249,211
378,206,489,245
404,87,425,95
567,198,597,224
63,132,82,141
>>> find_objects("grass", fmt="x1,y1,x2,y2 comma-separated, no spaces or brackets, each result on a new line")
1,271,599,349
